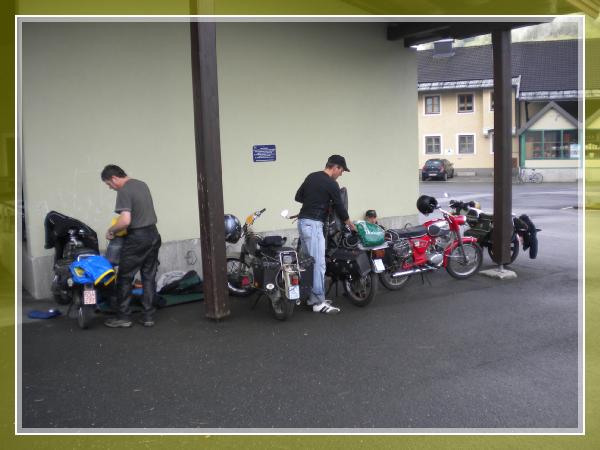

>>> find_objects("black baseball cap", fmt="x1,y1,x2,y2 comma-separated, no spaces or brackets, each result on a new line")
365,209,377,218
327,154,350,172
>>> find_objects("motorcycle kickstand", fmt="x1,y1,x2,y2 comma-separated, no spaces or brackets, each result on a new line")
419,270,433,287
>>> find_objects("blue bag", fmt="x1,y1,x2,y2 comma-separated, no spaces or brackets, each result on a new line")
69,255,116,286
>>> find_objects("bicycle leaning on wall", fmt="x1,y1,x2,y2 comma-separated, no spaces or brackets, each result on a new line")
517,168,543,184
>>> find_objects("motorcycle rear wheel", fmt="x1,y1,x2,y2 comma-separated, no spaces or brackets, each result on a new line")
446,242,483,279
379,268,410,291
343,273,378,307
73,289,94,329
487,234,520,264
269,290,295,321
226,257,255,297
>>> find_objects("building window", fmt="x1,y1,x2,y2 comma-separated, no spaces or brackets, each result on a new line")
458,134,475,154
425,136,442,154
523,129,579,160
490,92,494,111
424,95,440,114
457,93,474,113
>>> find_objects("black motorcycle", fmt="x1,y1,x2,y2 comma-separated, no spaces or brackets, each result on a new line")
297,188,379,307
44,211,108,328
448,200,540,263
322,218,380,307
225,209,312,321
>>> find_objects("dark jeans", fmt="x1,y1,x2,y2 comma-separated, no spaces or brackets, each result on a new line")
115,225,161,321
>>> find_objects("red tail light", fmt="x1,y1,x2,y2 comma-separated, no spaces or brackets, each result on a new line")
241,276,250,287
291,275,300,286
372,249,385,259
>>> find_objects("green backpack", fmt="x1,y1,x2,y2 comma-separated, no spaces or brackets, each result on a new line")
355,220,385,247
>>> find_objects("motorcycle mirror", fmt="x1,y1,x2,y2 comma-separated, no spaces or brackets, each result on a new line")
280,209,289,219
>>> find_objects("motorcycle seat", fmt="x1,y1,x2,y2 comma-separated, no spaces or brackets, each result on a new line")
386,226,428,239
258,235,287,248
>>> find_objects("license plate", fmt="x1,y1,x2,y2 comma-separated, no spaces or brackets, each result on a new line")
429,172,437,176
83,289,97,305
373,259,385,273
287,285,300,300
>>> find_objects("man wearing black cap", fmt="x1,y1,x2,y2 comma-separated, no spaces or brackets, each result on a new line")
295,154,356,314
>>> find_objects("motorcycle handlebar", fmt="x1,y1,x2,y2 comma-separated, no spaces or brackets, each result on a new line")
448,200,475,211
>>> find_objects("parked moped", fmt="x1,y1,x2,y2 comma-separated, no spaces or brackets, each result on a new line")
293,188,381,306
44,211,114,329
448,199,540,263
225,209,312,320
378,196,483,290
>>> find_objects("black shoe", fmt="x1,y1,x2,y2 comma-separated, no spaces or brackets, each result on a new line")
104,318,133,328
138,318,155,327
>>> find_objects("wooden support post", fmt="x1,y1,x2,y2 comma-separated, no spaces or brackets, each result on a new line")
189,21,230,320
491,29,513,265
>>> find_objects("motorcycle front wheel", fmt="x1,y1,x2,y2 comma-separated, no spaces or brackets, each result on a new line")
487,234,520,264
226,257,255,297
343,272,378,307
73,289,94,329
446,242,483,279
379,267,410,291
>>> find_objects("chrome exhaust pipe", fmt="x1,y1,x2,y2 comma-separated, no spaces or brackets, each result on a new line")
391,265,436,278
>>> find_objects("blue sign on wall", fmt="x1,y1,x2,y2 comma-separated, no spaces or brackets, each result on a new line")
252,145,276,162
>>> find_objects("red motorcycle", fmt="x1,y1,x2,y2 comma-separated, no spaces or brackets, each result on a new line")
379,195,483,290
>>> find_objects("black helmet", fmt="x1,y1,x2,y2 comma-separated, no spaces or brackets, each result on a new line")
416,195,438,215
224,214,242,243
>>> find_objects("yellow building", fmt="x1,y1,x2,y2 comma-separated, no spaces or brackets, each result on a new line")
417,40,581,180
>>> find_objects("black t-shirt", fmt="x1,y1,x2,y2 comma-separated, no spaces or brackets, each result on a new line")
295,171,349,223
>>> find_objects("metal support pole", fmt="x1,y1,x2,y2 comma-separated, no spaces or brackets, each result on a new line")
491,29,513,266
189,21,230,320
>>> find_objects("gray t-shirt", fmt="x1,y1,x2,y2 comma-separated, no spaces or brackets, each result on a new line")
115,178,157,229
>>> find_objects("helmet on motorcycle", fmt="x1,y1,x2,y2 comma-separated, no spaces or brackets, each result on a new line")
224,214,242,243
416,195,438,215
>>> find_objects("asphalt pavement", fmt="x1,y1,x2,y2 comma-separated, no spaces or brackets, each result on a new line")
18,181,581,433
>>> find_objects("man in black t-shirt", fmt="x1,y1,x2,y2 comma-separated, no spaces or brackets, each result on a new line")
295,155,356,314
101,164,161,328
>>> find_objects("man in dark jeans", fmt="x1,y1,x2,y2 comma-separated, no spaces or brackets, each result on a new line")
295,155,356,314
101,165,161,328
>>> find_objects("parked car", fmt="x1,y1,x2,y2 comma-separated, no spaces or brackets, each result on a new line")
421,158,455,181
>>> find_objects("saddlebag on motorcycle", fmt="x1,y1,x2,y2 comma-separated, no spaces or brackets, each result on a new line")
355,221,385,247
298,254,314,300
326,248,371,279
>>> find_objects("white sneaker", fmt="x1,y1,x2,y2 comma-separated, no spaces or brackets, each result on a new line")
312,302,340,314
